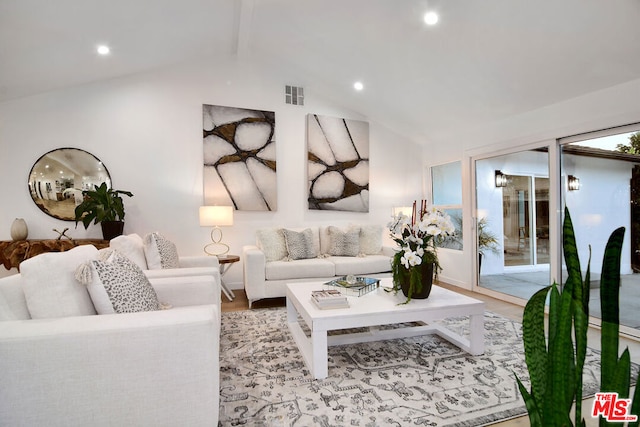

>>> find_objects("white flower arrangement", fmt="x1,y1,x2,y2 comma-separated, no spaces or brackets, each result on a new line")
387,201,455,302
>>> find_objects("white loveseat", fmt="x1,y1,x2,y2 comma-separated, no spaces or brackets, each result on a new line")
243,225,394,307
0,245,221,426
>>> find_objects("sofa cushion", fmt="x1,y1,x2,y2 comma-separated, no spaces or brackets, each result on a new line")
358,224,383,255
283,228,318,260
330,254,392,276
265,258,335,280
20,245,98,319
327,226,360,257
109,233,148,269
144,232,180,269
80,250,161,314
256,228,287,262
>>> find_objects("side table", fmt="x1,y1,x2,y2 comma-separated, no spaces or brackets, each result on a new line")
217,254,239,302
0,239,109,270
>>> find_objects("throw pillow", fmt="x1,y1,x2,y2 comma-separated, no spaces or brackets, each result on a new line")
283,228,317,260
20,245,98,319
78,250,161,314
256,228,287,262
327,226,360,257
143,232,180,269
357,224,383,254
109,233,148,269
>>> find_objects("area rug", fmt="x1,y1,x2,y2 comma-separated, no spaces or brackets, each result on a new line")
218,308,612,426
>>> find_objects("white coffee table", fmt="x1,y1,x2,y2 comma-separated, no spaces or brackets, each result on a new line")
286,279,485,379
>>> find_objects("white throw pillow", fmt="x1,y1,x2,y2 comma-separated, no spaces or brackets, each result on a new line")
357,224,383,255
109,233,148,269
256,228,287,262
79,250,161,314
283,228,317,260
20,245,98,319
327,226,360,257
143,232,180,269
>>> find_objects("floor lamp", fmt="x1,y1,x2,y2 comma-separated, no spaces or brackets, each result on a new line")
199,206,234,257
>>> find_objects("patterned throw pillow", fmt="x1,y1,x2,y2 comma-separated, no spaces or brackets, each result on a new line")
328,226,360,257
282,228,317,260
143,232,180,269
78,250,161,314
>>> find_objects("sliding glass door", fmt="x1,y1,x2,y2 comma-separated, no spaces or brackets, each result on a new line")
475,149,550,301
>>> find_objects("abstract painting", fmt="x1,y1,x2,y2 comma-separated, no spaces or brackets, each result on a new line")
203,104,276,211
307,114,369,212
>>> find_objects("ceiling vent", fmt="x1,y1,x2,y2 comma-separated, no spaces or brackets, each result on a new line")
285,85,304,106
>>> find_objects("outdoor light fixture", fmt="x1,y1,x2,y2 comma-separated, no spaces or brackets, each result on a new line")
568,175,581,191
495,170,507,188
199,206,234,256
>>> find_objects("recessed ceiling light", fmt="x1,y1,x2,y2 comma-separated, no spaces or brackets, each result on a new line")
353,81,364,91
97,45,110,55
424,11,439,25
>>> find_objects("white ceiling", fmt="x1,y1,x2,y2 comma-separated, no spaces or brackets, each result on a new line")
2,0,640,144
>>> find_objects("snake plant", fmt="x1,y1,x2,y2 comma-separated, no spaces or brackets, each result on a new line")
515,207,638,426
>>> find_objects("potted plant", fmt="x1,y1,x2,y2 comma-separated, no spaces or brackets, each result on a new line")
515,208,639,426
74,182,134,240
387,200,455,303
477,217,500,272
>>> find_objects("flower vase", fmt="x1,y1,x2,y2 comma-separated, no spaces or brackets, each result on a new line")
399,262,434,299
10,218,28,241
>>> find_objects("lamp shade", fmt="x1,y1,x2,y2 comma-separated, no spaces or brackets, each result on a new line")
199,206,234,227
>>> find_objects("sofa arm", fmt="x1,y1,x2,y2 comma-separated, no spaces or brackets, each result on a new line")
179,255,220,269
149,275,221,307
144,266,221,301
242,245,266,307
0,305,220,426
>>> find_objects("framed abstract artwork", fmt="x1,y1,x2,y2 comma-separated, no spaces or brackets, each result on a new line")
307,114,369,212
203,104,276,211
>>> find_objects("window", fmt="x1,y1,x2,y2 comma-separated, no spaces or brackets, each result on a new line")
431,161,462,250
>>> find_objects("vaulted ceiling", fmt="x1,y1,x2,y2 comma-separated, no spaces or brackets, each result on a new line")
1,0,639,144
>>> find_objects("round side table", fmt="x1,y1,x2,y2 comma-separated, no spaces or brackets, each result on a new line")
217,254,239,301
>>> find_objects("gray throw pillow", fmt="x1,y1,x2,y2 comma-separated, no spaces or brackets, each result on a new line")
283,228,317,260
328,226,360,257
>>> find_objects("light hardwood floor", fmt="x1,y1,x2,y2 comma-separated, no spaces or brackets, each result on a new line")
220,282,639,427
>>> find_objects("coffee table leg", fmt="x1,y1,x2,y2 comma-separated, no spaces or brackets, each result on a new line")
469,312,485,355
311,330,328,379
286,297,329,379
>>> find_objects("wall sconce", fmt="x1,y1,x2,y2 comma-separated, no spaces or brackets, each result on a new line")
199,206,234,256
495,170,507,188
568,175,580,191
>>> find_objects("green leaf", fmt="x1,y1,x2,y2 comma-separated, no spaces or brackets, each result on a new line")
521,285,551,407
517,375,543,427
600,227,625,393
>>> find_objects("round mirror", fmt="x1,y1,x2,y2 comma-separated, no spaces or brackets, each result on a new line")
28,148,112,221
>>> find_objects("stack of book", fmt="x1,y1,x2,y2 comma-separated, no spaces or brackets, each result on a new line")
311,289,349,310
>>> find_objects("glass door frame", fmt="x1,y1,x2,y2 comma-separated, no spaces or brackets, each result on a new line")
468,139,562,303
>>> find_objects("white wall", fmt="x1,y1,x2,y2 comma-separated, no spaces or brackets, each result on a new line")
0,57,424,284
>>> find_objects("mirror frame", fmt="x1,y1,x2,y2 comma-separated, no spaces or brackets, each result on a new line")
28,148,112,221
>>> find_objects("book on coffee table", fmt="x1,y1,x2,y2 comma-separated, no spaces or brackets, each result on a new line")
323,276,380,297
311,289,350,309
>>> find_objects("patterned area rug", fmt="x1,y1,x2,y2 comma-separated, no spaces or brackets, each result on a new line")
219,308,607,426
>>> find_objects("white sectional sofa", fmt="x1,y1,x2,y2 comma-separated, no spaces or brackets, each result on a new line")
0,245,221,426
243,225,394,307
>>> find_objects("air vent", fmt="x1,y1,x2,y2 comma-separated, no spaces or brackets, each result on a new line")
285,85,304,106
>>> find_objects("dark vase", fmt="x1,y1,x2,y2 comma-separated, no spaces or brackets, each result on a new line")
399,262,434,299
101,221,124,241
